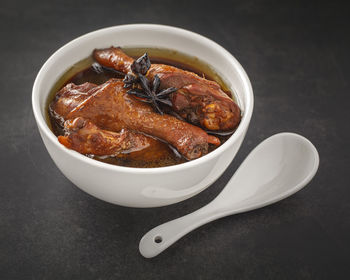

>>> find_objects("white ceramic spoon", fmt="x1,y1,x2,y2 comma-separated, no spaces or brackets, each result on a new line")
139,133,319,258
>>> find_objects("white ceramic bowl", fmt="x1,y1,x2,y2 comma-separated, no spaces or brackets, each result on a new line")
32,24,253,208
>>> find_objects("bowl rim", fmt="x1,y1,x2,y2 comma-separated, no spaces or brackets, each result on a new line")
32,24,254,174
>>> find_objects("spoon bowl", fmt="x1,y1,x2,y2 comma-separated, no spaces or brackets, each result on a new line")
139,133,319,258
214,132,319,208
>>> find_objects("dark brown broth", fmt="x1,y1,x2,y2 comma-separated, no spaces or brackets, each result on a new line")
47,48,232,168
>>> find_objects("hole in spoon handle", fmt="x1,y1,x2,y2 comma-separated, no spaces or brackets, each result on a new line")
139,226,173,258
154,236,163,243
139,204,222,258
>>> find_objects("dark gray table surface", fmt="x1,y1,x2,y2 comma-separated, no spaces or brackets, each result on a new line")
1,0,349,279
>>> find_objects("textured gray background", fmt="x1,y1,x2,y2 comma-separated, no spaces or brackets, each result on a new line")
0,0,349,279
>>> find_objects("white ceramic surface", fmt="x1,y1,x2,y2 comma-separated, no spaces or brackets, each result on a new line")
139,133,319,257
32,24,254,207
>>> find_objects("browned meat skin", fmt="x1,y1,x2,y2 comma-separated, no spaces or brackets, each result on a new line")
58,117,173,161
50,82,177,161
49,82,99,127
93,47,132,73
67,79,220,160
93,47,241,131
58,117,156,156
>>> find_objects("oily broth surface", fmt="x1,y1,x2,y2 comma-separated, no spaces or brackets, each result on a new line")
47,48,233,168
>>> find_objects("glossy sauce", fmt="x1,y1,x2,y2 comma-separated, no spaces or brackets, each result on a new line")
47,48,233,168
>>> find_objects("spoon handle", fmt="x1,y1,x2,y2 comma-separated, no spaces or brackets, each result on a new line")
139,202,228,258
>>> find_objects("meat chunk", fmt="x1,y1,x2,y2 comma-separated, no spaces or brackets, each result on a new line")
49,82,99,127
93,47,241,131
50,82,177,161
66,79,220,160
58,117,151,156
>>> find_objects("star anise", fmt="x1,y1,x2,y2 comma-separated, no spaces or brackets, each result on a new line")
123,53,177,115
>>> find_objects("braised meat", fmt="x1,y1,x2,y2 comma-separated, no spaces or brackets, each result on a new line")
49,48,242,166
65,79,220,160
93,47,241,131
58,117,151,156
49,82,98,127
58,117,172,161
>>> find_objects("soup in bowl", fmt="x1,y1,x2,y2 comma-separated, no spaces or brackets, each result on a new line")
32,24,253,207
